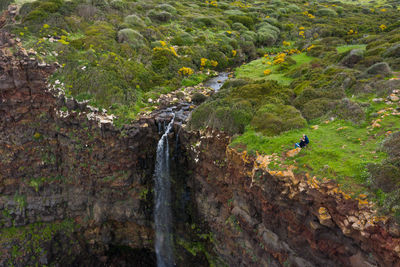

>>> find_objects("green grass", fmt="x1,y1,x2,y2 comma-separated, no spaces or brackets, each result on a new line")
15,0,36,5
336,44,367,53
234,53,314,85
231,100,400,193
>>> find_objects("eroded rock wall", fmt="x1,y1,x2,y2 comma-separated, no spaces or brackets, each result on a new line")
0,31,160,266
181,129,400,267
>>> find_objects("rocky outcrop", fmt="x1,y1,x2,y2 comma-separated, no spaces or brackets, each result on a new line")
181,129,400,267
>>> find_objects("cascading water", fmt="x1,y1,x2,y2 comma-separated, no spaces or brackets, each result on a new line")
154,114,175,267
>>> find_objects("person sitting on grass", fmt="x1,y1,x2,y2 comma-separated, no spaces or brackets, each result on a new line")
295,134,309,148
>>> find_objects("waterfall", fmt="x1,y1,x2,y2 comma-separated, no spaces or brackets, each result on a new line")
154,114,175,267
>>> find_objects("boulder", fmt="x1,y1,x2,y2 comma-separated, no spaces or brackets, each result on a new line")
341,49,364,67
365,62,392,77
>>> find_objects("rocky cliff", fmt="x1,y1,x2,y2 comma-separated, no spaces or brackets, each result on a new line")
0,29,161,265
180,128,400,266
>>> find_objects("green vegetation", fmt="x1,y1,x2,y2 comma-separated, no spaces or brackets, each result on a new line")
235,53,314,85
336,44,367,53
4,0,400,229
0,220,77,265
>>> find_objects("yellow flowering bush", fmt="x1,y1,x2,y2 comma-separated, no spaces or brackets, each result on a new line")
303,11,315,18
178,67,194,76
282,41,291,46
273,53,286,65
232,50,237,57
379,24,387,31
206,0,218,7
307,44,315,51
153,45,178,57
201,58,207,67
263,69,271,75
299,31,305,38
58,35,69,45
210,60,218,67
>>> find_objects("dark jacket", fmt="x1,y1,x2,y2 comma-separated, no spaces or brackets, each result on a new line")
304,135,309,144
299,139,306,148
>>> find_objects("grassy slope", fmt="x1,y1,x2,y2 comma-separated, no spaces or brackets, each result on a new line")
235,53,314,85
336,44,367,53
232,92,400,195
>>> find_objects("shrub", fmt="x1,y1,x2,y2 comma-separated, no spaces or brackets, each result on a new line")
383,43,400,58
171,32,194,46
241,31,257,42
192,93,207,104
151,47,180,78
365,62,392,77
148,10,172,22
368,163,400,193
382,132,400,163
301,98,338,120
316,8,338,17
251,104,307,136
189,99,253,134
230,80,292,106
232,22,248,31
332,98,365,123
356,55,382,68
287,4,300,12
117,29,145,49
124,14,145,28
193,17,215,27
110,0,125,10
220,79,249,90
82,21,117,51
293,88,323,108
307,45,337,57
228,15,255,30
239,40,257,60
156,4,176,14
257,26,279,46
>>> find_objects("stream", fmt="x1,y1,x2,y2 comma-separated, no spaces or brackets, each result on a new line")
203,72,230,91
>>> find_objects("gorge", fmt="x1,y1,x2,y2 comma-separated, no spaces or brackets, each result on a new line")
1,29,400,267
1,0,400,266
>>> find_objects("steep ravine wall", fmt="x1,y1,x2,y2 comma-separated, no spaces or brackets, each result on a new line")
180,129,400,267
0,30,163,266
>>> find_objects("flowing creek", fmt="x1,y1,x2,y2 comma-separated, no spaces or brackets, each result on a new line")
203,72,230,91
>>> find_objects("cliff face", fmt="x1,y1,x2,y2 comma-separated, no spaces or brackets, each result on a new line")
181,129,400,266
0,31,162,266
